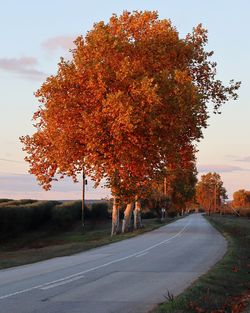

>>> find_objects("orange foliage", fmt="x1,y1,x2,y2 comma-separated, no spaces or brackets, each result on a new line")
189,290,250,313
232,189,250,208
20,11,240,200
196,172,227,213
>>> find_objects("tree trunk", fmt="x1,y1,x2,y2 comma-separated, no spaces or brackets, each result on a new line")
111,196,119,236
122,202,133,233
134,198,143,230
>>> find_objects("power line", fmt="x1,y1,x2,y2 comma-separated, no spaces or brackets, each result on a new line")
0,158,25,164
0,171,27,176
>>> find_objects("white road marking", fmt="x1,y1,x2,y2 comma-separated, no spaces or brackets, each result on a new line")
40,275,85,290
135,252,148,258
0,218,191,300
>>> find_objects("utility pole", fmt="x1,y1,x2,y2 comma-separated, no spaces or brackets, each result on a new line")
163,176,168,215
82,169,86,230
214,183,217,213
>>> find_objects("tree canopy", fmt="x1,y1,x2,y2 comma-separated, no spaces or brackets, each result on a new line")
20,11,240,205
196,172,227,213
232,189,250,208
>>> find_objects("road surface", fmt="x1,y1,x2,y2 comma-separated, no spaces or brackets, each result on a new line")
0,213,227,313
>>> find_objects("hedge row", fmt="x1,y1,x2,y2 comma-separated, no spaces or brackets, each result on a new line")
51,201,109,228
0,201,59,236
0,200,110,235
51,201,82,228
0,198,168,236
0,199,37,207
0,199,13,203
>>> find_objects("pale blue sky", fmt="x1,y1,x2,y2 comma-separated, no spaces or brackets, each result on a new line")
0,0,249,200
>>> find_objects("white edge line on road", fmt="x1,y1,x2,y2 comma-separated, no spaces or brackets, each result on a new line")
0,219,191,300
40,275,85,290
135,252,148,258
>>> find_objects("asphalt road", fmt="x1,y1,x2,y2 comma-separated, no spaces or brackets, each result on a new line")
0,213,227,313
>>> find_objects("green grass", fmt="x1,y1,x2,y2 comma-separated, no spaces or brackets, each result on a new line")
154,215,250,313
0,217,177,270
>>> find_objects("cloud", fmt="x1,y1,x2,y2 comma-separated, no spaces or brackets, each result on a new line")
0,173,110,200
0,35,78,80
0,158,24,164
197,164,248,173
225,155,250,163
225,154,238,159
0,57,46,80
42,35,76,53
235,156,250,162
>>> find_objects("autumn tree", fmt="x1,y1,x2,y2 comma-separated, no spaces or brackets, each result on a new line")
166,169,197,215
196,172,227,214
20,11,240,234
162,147,197,215
232,189,250,208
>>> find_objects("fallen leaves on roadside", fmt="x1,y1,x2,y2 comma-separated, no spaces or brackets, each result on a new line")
188,290,250,313
231,266,239,273
188,301,206,313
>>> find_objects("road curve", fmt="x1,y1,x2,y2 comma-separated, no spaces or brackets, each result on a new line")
0,213,227,313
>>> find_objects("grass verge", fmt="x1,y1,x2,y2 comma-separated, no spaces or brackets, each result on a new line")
154,215,250,313
0,217,178,270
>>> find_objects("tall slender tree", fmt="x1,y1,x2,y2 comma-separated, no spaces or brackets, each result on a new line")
196,172,227,214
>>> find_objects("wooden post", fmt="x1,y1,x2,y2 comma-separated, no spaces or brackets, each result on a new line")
82,170,85,230
214,183,217,213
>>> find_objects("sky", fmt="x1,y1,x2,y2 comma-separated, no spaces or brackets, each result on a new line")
0,0,249,200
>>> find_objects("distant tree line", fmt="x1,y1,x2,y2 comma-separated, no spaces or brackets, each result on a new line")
195,173,250,217
232,189,250,208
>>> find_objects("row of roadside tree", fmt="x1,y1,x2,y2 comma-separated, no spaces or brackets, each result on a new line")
1,171,248,240
20,11,240,235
